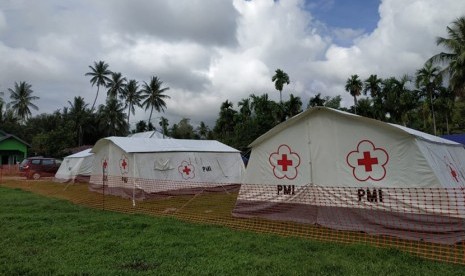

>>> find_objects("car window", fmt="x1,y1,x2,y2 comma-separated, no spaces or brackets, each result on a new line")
31,159,41,165
20,159,29,166
42,159,54,166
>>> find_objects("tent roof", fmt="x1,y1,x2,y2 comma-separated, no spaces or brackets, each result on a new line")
249,107,461,148
65,148,93,158
128,130,171,139
91,136,240,153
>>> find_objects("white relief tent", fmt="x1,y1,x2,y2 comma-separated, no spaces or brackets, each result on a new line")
232,107,465,243
89,137,245,199
54,149,95,183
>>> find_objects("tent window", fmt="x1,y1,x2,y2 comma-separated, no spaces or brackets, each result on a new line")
154,158,173,171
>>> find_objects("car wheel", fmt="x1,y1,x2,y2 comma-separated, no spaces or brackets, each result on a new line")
32,173,41,180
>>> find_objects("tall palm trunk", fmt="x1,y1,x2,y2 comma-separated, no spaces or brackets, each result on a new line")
127,104,132,126
148,106,154,127
429,89,437,135
91,85,100,111
353,95,358,115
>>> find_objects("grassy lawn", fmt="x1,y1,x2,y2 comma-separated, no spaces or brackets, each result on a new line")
1,186,465,275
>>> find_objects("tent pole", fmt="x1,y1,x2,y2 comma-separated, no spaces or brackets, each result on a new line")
132,154,136,207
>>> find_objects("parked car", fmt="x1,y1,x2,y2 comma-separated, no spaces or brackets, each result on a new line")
19,157,62,180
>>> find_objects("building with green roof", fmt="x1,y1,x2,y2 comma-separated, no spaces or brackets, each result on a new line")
0,130,30,165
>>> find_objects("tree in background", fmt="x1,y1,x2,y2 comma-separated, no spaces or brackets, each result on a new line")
141,76,170,126
97,97,128,137
121,79,143,127
85,60,112,111
345,75,363,114
272,69,290,103
430,16,465,98
106,72,127,100
67,96,90,147
8,81,39,124
159,116,169,137
415,61,442,135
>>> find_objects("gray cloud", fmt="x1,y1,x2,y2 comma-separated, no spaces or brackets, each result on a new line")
1,0,465,129
104,0,239,46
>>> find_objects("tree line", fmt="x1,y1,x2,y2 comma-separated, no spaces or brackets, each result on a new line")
0,16,464,157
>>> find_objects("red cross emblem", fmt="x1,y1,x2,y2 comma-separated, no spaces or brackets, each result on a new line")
119,155,129,175
178,161,195,180
101,158,108,174
269,144,301,180
183,166,191,175
346,140,389,182
444,156,463,184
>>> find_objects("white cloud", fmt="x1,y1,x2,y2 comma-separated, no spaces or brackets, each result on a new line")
1,0,465,129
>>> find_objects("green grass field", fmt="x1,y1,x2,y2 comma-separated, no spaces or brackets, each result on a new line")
1,186,465,275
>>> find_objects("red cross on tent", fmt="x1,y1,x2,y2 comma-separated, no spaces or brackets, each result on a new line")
269,144,301,180
119,155,129,175
357,151,378,172
346,140,389,182
183,166,192,175
178,161,195,180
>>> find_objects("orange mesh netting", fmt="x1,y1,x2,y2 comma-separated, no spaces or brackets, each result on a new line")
1,176,464,265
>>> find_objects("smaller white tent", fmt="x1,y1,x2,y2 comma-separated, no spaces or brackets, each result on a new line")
89,137,245,199
55,149,94,183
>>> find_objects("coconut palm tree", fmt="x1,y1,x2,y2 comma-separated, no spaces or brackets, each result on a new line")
85,61,112,111
121,79,143,126
8,81,39,124
97,97,128,136
106,72,127,100
141,76,170,125
68,96,90,146
345,74,363,114
429,16,465,98
415,61,442,135
284,94,302,118
364,75,384,120
272,69,290,103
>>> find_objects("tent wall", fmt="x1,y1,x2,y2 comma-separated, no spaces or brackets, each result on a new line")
55,151,94,183
89,139,244,199
233,108,465,243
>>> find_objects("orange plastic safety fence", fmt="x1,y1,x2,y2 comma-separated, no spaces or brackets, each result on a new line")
1,177,464,265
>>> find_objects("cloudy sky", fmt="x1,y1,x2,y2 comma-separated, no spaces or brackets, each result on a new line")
0,0,464,129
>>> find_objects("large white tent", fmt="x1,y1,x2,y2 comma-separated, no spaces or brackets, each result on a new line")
55,149,94,183
89,137,245,199
232,107,465,243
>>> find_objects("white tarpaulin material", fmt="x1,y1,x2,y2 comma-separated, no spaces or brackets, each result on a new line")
55,149,94,183
89,137,245,198
233,107,465,243
128,130,171,139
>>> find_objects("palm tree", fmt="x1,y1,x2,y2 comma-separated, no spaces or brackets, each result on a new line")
197,121,210,139
106,72,127,100
8,81,39,123
68,96,90,146
272,69,290,103
85,61,112,111
364,75,384,120
415,61,442,135
159,116,169,137
345,74,363,114
238,98,252,119
97,97,128,136
284,94,302,118
141,76,170,125
121,79,142,127
429,16,465,98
